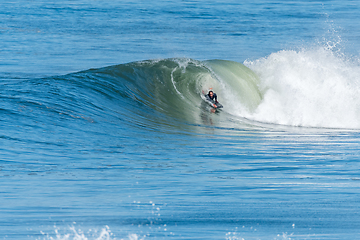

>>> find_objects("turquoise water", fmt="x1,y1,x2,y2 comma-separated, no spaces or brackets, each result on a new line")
1,1,360,239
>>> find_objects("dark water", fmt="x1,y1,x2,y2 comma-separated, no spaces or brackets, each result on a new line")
2,1,360,239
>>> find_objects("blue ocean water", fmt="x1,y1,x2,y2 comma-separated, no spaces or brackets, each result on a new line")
1,0,360,239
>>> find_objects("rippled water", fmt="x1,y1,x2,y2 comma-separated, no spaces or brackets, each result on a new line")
2,1,360,239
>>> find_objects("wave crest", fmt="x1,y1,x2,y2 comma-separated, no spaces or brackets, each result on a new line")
245,47,360,129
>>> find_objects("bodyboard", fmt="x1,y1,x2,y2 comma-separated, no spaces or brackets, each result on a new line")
204,94,223,109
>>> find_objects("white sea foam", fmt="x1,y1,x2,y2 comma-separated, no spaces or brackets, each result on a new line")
244,46,360,129
37,225,145,240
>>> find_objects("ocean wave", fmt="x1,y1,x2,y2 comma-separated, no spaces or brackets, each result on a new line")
6,48,360,132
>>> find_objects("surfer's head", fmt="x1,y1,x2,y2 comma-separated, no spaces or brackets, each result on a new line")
208,91,214,98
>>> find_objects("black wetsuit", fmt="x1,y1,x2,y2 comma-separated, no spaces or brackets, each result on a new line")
207,93,218,102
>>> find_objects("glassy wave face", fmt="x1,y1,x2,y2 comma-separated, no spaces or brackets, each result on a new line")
25,58,264,134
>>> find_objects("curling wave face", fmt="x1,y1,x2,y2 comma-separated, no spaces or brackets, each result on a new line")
61,58,264,131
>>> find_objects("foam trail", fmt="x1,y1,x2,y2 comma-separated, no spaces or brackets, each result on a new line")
244,46,360,129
